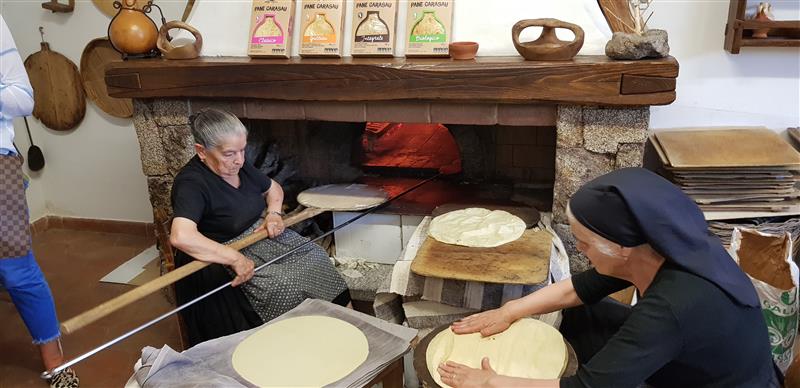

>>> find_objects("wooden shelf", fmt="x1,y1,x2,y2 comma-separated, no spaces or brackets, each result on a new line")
725,1,800,53
736,19,800,29
104,55,679,106
740,37,800,48
40,0,74,12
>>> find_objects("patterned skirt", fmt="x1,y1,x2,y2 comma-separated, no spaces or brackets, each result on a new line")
225,222,349,323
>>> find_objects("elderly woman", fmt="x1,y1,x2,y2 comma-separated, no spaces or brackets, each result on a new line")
170,108,350,346
440,168,780,388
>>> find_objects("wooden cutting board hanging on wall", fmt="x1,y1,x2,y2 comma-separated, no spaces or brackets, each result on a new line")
24,38,86,131
80,38,133,118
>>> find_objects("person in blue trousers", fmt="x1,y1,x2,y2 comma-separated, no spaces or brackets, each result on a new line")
0,15,78,388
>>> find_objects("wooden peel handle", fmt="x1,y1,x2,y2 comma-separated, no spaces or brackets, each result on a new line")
60,207,326,335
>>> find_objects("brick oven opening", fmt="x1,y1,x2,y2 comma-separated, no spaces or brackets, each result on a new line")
243,118,557,263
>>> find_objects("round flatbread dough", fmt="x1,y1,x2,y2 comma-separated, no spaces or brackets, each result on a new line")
428,208,526,248
426,318,567,387
298,184,388,211
232,315,369,387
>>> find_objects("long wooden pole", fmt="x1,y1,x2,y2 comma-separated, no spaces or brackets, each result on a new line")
59,207,325,335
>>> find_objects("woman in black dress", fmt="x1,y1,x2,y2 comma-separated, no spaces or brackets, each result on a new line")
169,108,350,346
438,168,781,388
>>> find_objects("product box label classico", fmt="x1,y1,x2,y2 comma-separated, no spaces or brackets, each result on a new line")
248,0,295,58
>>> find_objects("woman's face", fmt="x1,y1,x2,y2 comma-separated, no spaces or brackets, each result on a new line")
197,133,247,179
568,215,626,275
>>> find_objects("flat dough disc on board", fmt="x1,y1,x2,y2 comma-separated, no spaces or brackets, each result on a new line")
232,315,369,387
428,208,526,248
426,318,567,387
298,184,388,211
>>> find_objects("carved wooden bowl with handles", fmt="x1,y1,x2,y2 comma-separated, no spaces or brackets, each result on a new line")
512,18,584,61
157,21,203,60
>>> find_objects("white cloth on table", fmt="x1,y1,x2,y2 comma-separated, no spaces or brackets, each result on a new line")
132,299,417,388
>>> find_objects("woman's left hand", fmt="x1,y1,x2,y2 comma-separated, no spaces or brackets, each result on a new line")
438,358,497,388
257,212,285,238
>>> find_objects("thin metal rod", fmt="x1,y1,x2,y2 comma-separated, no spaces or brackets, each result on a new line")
41,175,440,379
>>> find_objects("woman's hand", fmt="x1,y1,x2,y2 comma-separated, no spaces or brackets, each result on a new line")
451,306,515,337
438,358,497,388
256,212,285,238
230,253,255,286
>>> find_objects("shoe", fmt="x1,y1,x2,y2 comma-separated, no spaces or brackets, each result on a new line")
48,367,79,388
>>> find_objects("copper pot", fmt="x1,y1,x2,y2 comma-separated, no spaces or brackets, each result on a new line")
108,0,158,55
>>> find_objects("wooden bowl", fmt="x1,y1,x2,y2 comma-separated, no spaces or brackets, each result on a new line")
449,41,478,60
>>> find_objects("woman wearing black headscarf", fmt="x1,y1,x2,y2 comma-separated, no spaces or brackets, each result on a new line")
439,168,780,388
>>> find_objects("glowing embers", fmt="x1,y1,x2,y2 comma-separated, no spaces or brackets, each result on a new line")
360,122,462,174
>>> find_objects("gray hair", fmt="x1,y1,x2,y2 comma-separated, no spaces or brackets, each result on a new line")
189,108,248,148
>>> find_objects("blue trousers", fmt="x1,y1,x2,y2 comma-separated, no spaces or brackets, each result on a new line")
0,250,60,344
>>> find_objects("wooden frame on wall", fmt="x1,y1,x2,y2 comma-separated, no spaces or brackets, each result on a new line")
724,0,800,53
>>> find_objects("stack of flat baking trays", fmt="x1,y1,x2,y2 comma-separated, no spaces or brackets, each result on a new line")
651,128,800,215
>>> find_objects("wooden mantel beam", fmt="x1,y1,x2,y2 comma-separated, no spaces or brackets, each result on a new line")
105,56,679,106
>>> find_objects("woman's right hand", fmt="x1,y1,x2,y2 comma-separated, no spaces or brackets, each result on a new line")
451,306,515,337
230,253,255,287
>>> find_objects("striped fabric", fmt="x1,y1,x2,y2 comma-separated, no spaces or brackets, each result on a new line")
374,214,571,328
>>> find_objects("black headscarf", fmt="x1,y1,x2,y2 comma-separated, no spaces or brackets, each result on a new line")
569,167,759,307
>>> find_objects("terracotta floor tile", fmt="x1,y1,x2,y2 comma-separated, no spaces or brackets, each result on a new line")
0,228,181,387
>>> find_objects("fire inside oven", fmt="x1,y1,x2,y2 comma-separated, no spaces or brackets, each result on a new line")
359,122,462,177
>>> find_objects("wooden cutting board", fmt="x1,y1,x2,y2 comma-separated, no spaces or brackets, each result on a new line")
410,229,552,285
24,41,85,131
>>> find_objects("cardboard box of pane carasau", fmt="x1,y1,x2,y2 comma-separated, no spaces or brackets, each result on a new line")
248,0,295,58
300,0,345,57
405,0,453,57
351,0,398,57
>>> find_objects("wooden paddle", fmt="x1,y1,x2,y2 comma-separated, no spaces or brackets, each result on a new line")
24,27,85,131
60,206,325,335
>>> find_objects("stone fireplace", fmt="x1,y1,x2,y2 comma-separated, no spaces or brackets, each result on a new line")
110,56,677,273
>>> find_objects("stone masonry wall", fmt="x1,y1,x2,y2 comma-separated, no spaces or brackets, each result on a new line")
133,99,193,248
551,105,650,274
